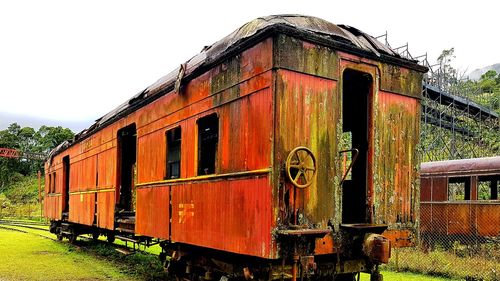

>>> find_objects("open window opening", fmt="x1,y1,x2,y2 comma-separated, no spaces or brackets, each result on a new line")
62,156,70,213
52,172,56,193
448,176,471,201
48,174,52,194
341,69,372,224
197,113,218,175
478,175,499,200
117,124,137,212
166,126,181,179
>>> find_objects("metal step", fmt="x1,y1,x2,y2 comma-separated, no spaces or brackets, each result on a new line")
116,217,135,224
115,235,140,243
116,227,135,234
115,247,133,255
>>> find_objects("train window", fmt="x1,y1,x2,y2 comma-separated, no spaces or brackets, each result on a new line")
53,172,57,193
197,113,218,175
478,175,499,200
48,174,52,194
166,127,181,179
448,177,471,201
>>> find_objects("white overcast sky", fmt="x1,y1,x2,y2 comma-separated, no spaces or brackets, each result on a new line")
0,0,499,131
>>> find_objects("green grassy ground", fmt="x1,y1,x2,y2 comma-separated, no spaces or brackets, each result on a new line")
0,228,138,280
0,223,471,281
360,271,456,281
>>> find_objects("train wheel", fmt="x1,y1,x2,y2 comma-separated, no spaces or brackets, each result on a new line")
69,232,78,244
57,233,63,241
107,233,115,243
92,231,100,241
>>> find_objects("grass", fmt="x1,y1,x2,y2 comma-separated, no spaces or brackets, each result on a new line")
4,219,499,281
0,227,166,281
360,271,457,281
387,247,500,281
0,228,137,280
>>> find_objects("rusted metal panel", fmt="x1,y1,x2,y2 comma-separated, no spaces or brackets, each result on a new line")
44,195,61,220
382,229,414,247
274,69,339,228
431,177,448,201
373,91,420,225
219,88,273,173
274,35,339,80
420,177,431,201
137,131,166,183
97,148,116,189
68,193,95,225
96,191,115,230
314,234,335,255
421,202,500,237
135,186,170,239
171,176,274,258
476,203,500,236
380,64,423,99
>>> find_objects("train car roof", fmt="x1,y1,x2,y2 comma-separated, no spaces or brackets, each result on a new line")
48,14,428,160
421,156,500,177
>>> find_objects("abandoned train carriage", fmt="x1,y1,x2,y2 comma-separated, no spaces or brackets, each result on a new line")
44,15,427,280
420,157,500,244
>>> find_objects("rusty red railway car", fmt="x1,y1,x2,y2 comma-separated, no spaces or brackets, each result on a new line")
420,157,500,244
44,15,427,280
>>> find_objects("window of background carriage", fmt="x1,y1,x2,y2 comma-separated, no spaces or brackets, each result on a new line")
478,175,499,200
448,176,471,201
197,113,218,175
165,126,181,179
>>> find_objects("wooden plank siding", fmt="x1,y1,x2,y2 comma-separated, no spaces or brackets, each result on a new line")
43,29,425,259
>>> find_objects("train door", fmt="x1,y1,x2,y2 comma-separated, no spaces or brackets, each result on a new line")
116,124,137,213
341,69,372,224
62,155,70,215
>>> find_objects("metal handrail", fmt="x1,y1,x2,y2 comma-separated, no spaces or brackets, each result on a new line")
339,148,359,185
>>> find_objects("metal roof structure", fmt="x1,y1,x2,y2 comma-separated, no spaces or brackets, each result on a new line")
50,15,427,158
421,156,500,176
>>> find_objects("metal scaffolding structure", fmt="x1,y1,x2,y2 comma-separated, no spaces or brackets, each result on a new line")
378,32,499,161
418,55,499,161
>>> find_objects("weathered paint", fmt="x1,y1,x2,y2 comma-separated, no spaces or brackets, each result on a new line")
421,202,500,237
274,69,338,228
43,23,426,267
373,92,420,225
171,176,273,257
420,157,500,240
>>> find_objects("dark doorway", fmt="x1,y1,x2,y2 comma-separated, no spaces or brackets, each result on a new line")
117,124,137,212
341,69,372,224
62,156,70,213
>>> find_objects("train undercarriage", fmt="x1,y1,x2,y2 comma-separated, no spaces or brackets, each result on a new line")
49,215,389,281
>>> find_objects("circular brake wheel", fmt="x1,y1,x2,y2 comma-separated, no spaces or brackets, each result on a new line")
285,147,317,188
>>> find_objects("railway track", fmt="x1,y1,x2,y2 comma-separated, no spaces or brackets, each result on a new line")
0,218,155,256
0,219,55,241
0,219,50,232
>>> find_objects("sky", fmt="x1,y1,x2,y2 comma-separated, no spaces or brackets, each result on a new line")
0,0,499,132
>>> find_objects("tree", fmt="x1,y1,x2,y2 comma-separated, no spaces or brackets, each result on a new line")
0,124,74,188
435,48,458,91
479,70,498,93
38,125,74,153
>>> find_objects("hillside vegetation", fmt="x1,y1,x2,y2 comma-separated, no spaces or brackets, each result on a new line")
0,123,73,218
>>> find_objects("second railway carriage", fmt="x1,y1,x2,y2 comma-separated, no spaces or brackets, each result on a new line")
420,157,500,245
44,15,427,280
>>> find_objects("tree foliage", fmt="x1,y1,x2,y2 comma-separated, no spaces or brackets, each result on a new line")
0,123,74,188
